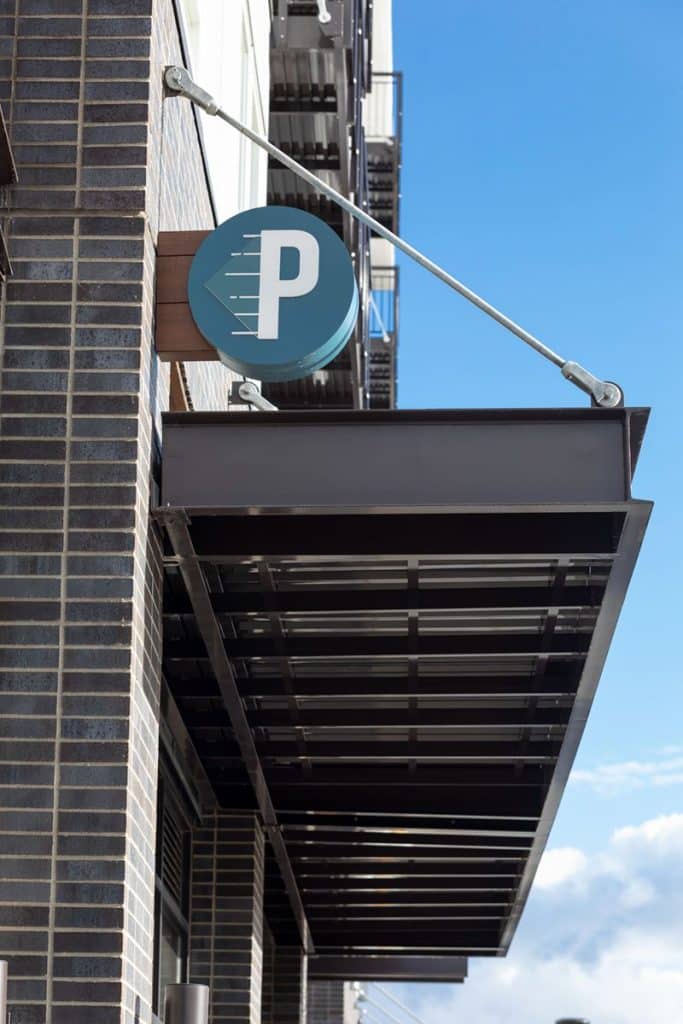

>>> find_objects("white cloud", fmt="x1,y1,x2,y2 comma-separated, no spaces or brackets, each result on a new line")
387,814,683,1024
534,846,588,889
570,753,683,795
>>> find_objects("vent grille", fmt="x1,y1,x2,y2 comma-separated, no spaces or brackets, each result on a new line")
160,798,185,909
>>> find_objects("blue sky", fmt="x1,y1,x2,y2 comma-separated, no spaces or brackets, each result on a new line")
388,2,683,1020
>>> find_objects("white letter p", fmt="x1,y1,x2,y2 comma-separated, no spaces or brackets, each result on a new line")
257,230,320,340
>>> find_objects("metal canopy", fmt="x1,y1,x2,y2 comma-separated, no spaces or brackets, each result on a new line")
158,408,651,959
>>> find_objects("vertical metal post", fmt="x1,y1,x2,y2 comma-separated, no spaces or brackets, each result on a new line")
0,961,7,1024
164,983,210,1024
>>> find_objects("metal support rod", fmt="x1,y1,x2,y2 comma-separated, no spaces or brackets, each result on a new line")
371,984,429,1024
164,66,623,408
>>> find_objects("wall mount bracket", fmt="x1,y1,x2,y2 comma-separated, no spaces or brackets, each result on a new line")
164,65,624,409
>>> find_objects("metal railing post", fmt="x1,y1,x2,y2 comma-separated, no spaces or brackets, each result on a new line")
164,983,209,1024
0,961,7,1024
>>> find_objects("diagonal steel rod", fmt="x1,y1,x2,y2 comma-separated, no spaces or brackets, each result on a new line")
164,66,623,408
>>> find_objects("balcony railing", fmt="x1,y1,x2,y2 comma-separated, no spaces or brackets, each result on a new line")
365,70,403,234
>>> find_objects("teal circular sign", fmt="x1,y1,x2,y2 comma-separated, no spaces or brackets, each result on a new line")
187,206,359,382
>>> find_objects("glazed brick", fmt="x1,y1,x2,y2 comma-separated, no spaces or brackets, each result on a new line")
78,258,142,280
55,858,125,882
2,370,69,391
73,350,140,371
6,281,72,301
0,649,59,671
61,647,132,671
89,0,152,14
0,693,56,715
53,1007,119,1024
53,980,122,1002
61,648,131,670
62,695,129,717
0,767,54,790
12,146,77,167
8,188,77,208
1,954,48,977
59,764,127,787
53,882,124,908
65,553,134,575
9,981,48,1005
10,217,75,235
65,577,133,598
78,216,144,236
82,123,147,145
15,16,82,35
0,906,50,928
58,790,126,814
57,834,126,859
4,307,71,326
68,485,137,508
53,931,122,954
83,101,147,123
14,60,82,80
16,37,82,58
0,714,56,739
0,416,67,437
0,553,61,574
13,101,79,121
85,80,148,102
70,393,138,414
11,122,77,142
16,166,78,186
0,396,67,417
76,282,143,303
77,237,143,258
0,489,64,510
18,0,83,12
0,438,66,459
71,417,137,439
15,77,81,100
86,17,152,37
1,348,68,372
60,716,130,740
69,461,137,484
0,671,58,696
78,189,146,211
0,415,66,440
85,59,149,80
81,166,146,188
85,37,150,59
0,513,63,536
54,906,123,930
10,261,73,280
0,932,48,953
0,532,63,553
0,858,52,879
58,739,128,763
75,307,142,326
52,955,122,978
72,370,141,391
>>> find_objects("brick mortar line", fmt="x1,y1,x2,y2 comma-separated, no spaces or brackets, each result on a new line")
45,2,91,1015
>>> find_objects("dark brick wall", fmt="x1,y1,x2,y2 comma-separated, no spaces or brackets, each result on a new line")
189,813,265,1024
307,981,345,1024
262,922,275,1024
273,946,307,1024
0,2,224,1021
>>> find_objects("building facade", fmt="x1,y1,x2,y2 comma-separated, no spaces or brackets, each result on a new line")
0,1,400,1022
0,4,651,1024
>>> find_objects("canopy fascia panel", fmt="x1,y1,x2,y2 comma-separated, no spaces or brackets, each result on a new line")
158,408,651,961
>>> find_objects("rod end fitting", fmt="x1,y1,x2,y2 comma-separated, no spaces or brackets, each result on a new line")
561,361,624,408
164,66,219,116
